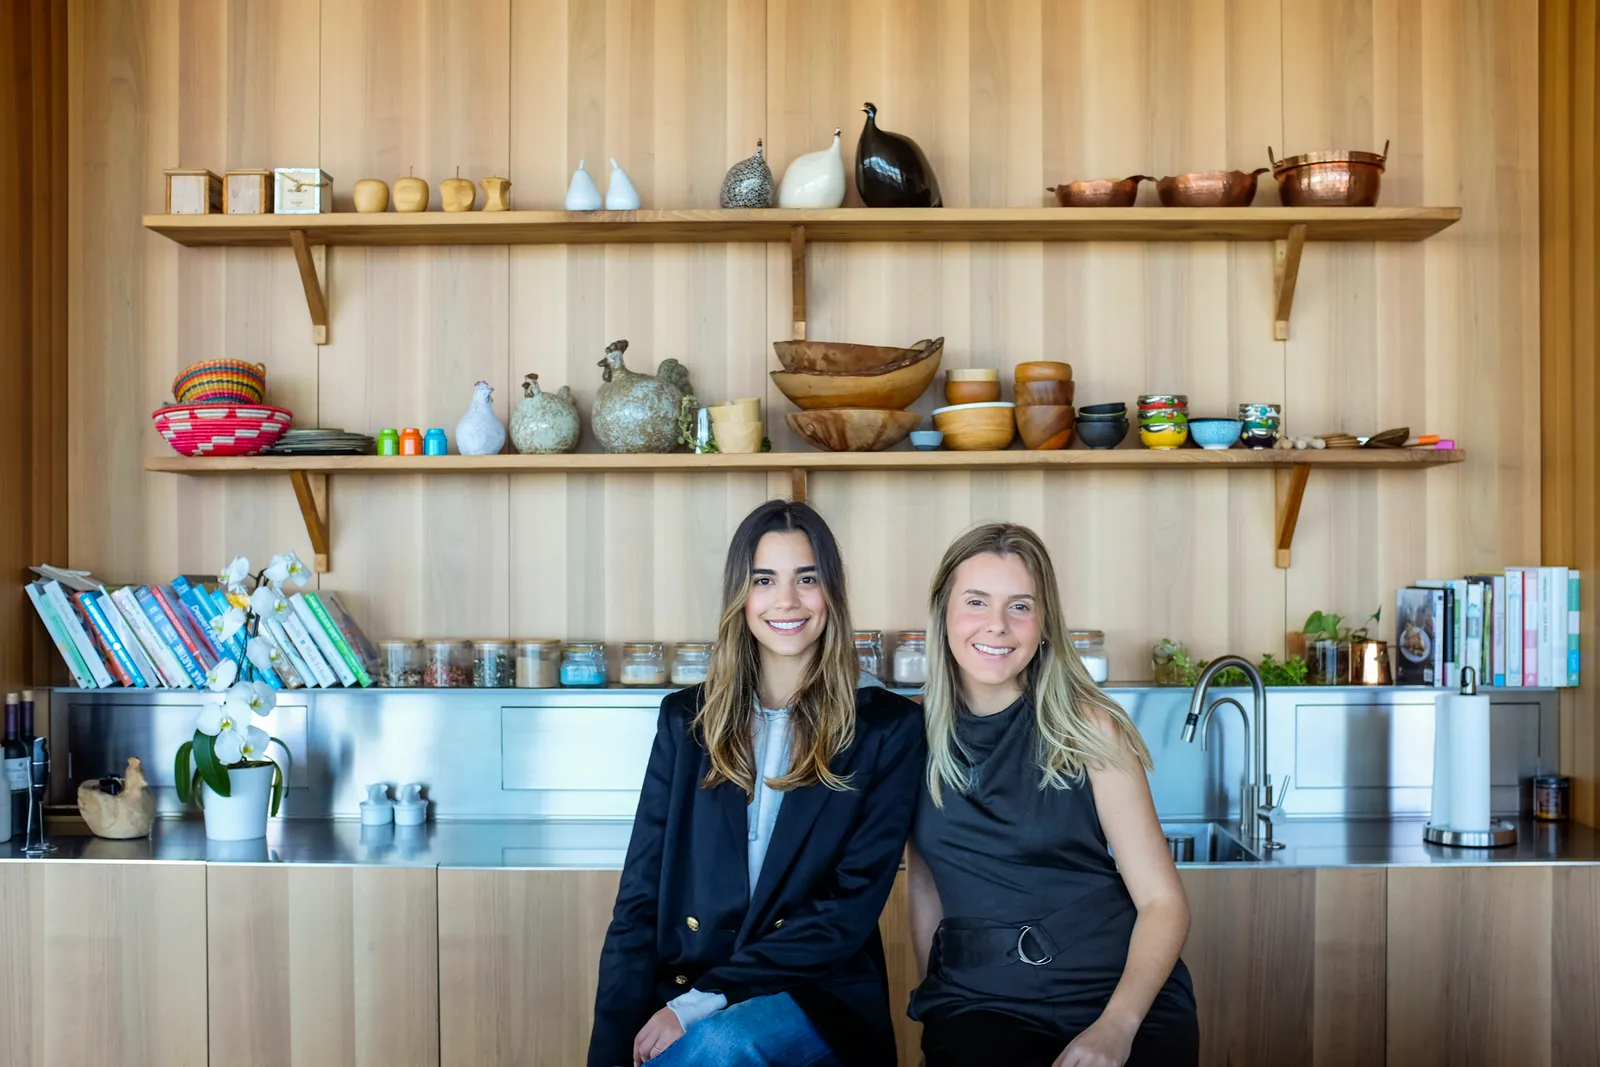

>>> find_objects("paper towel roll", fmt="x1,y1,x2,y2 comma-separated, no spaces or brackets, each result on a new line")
1439,690,1492,832
1430,700,1453,828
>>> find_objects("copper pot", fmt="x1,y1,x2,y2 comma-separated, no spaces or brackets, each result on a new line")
1156,168,1268,208
1349,640,1392,685
1046,175,1151,207
1269,141,1388,207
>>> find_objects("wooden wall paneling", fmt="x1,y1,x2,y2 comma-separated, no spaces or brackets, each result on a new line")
206,865,440,1067
1552,865,1600,1062
877,872,923,1067
1386,866,1554,1067
0,861,208,1067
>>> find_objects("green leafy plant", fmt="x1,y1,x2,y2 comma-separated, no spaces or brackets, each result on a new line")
1303,606,1382,643
1157,640,1311,687
1259,653,1309,687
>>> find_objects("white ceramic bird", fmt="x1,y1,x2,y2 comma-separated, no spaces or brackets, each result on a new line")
565,160,602,211
777,129,847,208
605,158,641,210
455,381,506,456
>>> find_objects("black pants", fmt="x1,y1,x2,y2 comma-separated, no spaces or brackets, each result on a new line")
921,1008,1199,1067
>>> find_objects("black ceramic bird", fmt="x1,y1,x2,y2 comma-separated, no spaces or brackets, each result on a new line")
855,102,942,208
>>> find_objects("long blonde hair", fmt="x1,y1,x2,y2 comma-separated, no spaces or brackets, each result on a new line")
696,500,857,795
924,522,1152,806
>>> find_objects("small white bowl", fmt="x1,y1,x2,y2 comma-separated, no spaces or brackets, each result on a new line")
930,401,1016,416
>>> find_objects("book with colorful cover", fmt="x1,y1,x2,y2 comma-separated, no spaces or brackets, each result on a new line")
1395,586,1440,687
153,584,218,671
171,577,229,662
134,586,208,687
1506,569,1524,686
1569,570,1582,686
72,590,140,687
304,591,375,687
280,612,339,687
96,590,161,688
265,616,319,688
108,586,189,688
1522,567,1540,686
255,625,305,688
43,580,115,687
64,589,131,687
26,582,96,688
290,593,357,686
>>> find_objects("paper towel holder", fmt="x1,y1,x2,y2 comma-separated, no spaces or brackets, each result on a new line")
1423,668,1518,848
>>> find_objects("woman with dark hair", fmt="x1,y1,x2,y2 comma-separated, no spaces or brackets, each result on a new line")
588,499,924,1067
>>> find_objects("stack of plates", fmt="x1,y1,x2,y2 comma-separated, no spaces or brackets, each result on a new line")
264,428,375,455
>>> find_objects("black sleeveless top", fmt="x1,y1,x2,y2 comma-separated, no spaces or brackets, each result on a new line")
909,693,1195,1034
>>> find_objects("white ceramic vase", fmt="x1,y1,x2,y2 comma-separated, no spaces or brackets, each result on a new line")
565,160,602,211
605,158,641,210
777,129,847,208
201,763,275,841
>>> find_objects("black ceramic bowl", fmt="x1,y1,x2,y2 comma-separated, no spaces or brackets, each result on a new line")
1079,402,1128,417
1076,418,1129,449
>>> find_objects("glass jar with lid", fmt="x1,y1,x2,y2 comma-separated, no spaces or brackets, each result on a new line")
1069,629,1109,684
379,639,424,687
422,640,472,688
671,642,713,686
473,640,515,688
515,639,562,688
854,630,884,679
892,631,928,686
561,641,608,687
620,642,668,686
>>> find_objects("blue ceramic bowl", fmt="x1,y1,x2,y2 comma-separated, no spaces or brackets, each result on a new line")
1189,418,1243,450
910,430,945,451
1075,418,1129,450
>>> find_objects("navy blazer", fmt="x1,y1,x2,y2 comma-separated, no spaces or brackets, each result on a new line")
587,683,925,1067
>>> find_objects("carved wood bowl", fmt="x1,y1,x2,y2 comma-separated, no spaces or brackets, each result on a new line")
787,409,922,452
772,337,944,375
1017,404,1077,450
771,344,943,410
1013,361,1074,384
932,402,1016,451
1014,380,1076,407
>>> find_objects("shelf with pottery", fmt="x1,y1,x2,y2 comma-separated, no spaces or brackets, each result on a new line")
143,447,1463,572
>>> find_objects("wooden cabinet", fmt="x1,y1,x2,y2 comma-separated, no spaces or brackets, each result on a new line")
206,865,440,1067
0,861,208,1067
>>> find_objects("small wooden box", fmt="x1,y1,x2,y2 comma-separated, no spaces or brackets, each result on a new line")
165,168,223,214
273,167,333,214
224,169,274,214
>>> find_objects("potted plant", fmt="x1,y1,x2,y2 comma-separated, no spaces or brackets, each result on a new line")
1301,608,1381,686
173,552,305,840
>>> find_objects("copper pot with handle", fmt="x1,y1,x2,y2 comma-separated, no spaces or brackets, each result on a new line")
1155,168,1269,207
1268,141,1388,206
1046,175,1151,207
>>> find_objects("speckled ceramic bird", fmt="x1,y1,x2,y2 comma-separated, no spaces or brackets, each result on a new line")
455,381,506,455
592,340,693,453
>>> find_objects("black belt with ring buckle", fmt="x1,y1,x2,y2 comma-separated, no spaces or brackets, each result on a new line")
934,919,1061,969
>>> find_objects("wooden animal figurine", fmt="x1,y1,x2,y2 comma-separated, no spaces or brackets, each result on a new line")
480,176,512,211
720,140,774,207
592,340,693,453
441,167,476,212
394,167,430,212
455,381,506,455
77,757,157,839
777,129,846,208
511,373,581,454
566,160,602,210
354,179,390,213
856,103,942,207
605,159,641,210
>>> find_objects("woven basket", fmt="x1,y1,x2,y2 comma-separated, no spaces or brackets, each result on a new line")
152,403,293,457
172,359,268,406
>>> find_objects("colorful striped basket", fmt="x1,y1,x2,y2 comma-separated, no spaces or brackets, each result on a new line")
171,359,268,406
152,403,293,457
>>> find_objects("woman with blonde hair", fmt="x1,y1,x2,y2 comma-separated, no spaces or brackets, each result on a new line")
588,499,924,1067
907,523,1197,1067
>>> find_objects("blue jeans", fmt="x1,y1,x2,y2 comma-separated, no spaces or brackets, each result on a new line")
649,992,843,1067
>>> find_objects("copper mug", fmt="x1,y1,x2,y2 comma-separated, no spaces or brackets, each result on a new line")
1349,640,1392,685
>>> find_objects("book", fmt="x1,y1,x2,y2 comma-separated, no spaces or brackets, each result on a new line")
255,626,305,689
109,586,189,688
153,584,218,671
1570,571,1582,686
96,590,161,689
73,591,141,687
134,586,208,687
265,616,319,689
43,580,115,688
26,583,96,688
291,593,357,686
1506,569,1524,687
176,578,285,690
303,591,374,687
1548,567,1569,687
1395,586,1440,686
1464,580,1484,688
1523,568,1540,686
65,590,131,687
1491,574,1506,686
281,612,339,687
1419,581,1460,687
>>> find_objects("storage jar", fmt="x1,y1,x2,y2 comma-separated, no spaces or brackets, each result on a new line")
1534,775,1571,821
620,642,668,686
561,642,608,687
378,639,424,687
473,640,515,688
671,642,713,686
892,631,928,686
515,639,562,688
1068,630,1109,684
422,640,472,688
854,631,884,679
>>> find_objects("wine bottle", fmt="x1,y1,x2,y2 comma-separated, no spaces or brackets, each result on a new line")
3,694,26,838
20,689,34,743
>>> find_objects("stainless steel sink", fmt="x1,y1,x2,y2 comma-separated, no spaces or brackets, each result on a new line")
1159,821,1262,864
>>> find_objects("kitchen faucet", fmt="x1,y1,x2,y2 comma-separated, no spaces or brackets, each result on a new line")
1181,656,1288,850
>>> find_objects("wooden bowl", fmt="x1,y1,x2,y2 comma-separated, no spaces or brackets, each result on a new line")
946,380,1002,406
713,422,764,453
772,337,944,375
1017,404,1077,450
772,345,942,410
1014,379,1076,407
945,368,1000,382
932,402,1016,451
1014,361,1073,384
787,409,921,452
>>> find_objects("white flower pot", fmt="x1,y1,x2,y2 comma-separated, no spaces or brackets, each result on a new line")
201,762,275,841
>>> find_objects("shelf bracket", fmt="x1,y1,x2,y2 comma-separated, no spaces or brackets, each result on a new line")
790,225,807,341
289,470,331,572
1272,223,1307,341
790,468,808,504
289,230,330,345
1274,464,1311,569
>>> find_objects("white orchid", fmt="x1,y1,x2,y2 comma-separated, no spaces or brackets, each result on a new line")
266,551,311,588
207,606,246,645
235,724,272,763
219,556,252,593
250,584,291,619
226,679,276,718
195,699,246,738
212,720,251,764
204,658,238,692
246,636,281,674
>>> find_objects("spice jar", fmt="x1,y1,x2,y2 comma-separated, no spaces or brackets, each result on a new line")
376,428,399,456
400,427,424,455
514,639,561,688
561,641,608,687
892,631,928,686
620,642,668,686
854,630,884,679
672,642,713,686
473,640,514,688
1068,630,1109,684
1533,775,1571,821
422,640,472,687
378,639,424,687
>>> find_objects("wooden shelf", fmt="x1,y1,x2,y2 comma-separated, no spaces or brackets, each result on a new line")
142,207,1461,344
145,448,1463,573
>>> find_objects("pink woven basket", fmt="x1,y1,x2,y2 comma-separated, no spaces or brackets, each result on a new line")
152,403,293,457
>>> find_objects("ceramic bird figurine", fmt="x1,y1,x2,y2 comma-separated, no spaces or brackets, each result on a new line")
511,373,581,454
777,129,847,208
592,340,693,453
605,158,641,210
455,381,507,455
566,160,602,210
720,140,775,208
77,757,156,840
856,102,942,208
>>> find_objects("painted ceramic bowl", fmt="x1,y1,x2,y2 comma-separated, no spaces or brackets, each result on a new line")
1188,418,1243,450
1138,393,1188,409
1140,423,1189,450
1238,402,1282,448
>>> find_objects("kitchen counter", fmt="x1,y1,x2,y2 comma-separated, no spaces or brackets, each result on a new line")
5,815,1598,868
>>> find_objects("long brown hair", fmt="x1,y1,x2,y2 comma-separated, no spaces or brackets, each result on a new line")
924,523,1152,806
696,500,858,794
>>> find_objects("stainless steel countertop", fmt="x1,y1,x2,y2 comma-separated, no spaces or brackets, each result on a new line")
3,815,1598,869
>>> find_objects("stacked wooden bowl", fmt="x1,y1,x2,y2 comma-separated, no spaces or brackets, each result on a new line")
772,338,943,452
1013,362,1076,449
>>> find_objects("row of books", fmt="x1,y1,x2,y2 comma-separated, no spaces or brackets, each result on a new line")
1394,568,1579,688
26,565,379,690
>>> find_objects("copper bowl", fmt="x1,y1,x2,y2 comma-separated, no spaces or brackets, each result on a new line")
1268,142,1387,207
1156,168,1268,208
1046,175,1151,207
